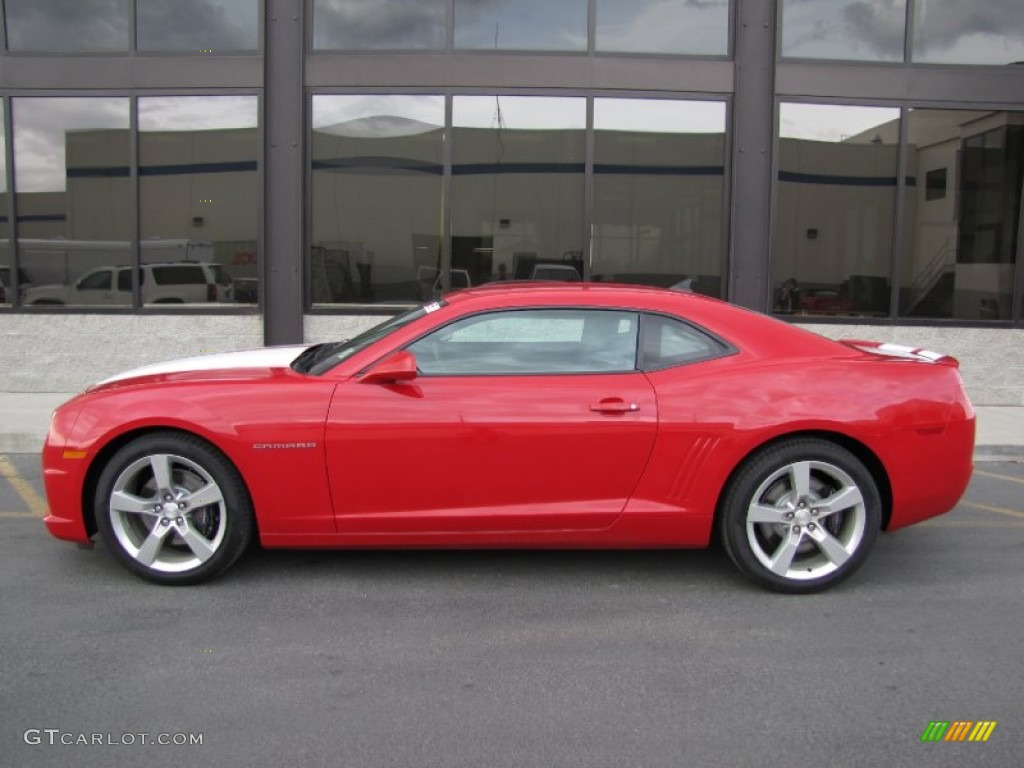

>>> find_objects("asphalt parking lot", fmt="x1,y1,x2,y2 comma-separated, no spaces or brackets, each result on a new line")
1,453,1021,768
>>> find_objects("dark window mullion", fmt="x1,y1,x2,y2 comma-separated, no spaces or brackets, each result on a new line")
130,96,141,308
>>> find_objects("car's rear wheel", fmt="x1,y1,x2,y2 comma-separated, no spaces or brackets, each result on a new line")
719,438,881,593
94,432,253,585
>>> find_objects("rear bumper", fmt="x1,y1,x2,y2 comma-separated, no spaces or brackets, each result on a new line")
885,415,976,531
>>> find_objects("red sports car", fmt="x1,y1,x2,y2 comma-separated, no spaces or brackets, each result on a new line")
42,284,975,592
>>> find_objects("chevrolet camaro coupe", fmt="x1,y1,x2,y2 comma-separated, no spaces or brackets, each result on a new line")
42,284,975,592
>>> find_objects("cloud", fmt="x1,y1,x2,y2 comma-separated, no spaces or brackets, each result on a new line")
782,0,904,60
5,0,129,52
596,0,729,55
313,0,446,49
913,0,1024,63
12,98,130,192
136,0,259,51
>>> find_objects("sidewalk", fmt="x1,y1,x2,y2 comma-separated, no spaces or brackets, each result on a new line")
1,391,1021,459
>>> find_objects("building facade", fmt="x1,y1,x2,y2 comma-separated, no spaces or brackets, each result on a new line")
0,0,1022,403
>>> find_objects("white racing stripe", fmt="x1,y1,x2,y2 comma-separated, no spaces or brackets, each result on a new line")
95,345,311,387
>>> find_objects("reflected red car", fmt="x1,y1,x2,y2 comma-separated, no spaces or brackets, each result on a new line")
42,284,975,592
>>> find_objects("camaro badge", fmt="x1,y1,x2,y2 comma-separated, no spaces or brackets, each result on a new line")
252,442,318,450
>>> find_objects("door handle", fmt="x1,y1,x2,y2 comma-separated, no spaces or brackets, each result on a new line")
590,400,640,414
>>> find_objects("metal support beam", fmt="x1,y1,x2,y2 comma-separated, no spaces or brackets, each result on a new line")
729,0,776,310
263,0,304,345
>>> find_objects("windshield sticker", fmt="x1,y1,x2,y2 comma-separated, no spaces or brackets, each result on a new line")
423,301,442,314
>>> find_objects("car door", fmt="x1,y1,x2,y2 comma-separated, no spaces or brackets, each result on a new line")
72,268,126,306
325,308,658,536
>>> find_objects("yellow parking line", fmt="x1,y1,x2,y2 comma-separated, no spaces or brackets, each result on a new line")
0,455,48,517
973,469,1024,485
962,501,1024,520
922,520,1024,528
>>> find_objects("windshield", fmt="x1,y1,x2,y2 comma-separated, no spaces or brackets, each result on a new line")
295,302,444,375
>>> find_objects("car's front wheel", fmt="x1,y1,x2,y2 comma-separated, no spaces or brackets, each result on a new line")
719,438,881,593
94,432,253,585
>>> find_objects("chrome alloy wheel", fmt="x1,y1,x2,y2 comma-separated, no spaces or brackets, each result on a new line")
107,453,227,574
744,459,867,582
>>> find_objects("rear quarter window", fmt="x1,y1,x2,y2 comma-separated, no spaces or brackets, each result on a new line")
640,313,732,371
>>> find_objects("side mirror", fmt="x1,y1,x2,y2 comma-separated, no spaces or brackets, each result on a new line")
360,350,418,384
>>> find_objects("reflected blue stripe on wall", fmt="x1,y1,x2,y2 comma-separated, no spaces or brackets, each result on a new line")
453,162,586,175
595,164,724,176
313,156,443,174
779,170,917,187
17,214,67,223
66,160,258,178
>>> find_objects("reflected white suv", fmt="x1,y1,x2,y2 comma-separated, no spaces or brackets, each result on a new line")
24,262,234,306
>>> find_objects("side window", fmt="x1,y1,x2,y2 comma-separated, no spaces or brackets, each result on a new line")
116,269,132,292
78,270,112,291
408,309,639,375
640,313,730,371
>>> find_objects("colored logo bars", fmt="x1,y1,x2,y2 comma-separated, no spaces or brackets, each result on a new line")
921,721,997,743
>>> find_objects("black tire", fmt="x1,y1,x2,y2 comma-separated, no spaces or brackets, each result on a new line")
94,431,253,585
719,438,881,593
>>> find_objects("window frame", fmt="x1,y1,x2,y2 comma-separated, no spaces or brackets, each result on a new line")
403,306,643,377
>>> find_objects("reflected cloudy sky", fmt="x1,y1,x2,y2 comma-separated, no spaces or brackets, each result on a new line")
595,99,725,133
454,96,586,129
912,0,1024,64
455,0,587,51
596,0,729,55
313,95,445,134
136,0,258,51
313,0,445,50
13,98,129,193
779,103,900,142
138,96,258,131
5,0,129,52
781,0,906,61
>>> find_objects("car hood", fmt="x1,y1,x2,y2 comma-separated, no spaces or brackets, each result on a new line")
92,345,312,389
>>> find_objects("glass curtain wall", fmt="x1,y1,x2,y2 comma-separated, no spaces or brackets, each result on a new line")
592,98,726,296
452,96,585,286
595,0,729,55
780,0,1024,66
900,109,1023,320
12,98,132,307
773,103,900,317
4,0,260,53
138,96,260,306
310,95,445,306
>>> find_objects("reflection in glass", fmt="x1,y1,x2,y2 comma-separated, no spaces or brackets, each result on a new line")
139,96,259,306
13,98,132,307
5,0,130,53
780,0,905,61
774,104,900,317
912,0,1024,65
452,96,585,286
311,95,445,306
592,99,726,297
900,110,1022,321
596,0,729,55
137,0,260,52
455,0,587,51
312,0,446,50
